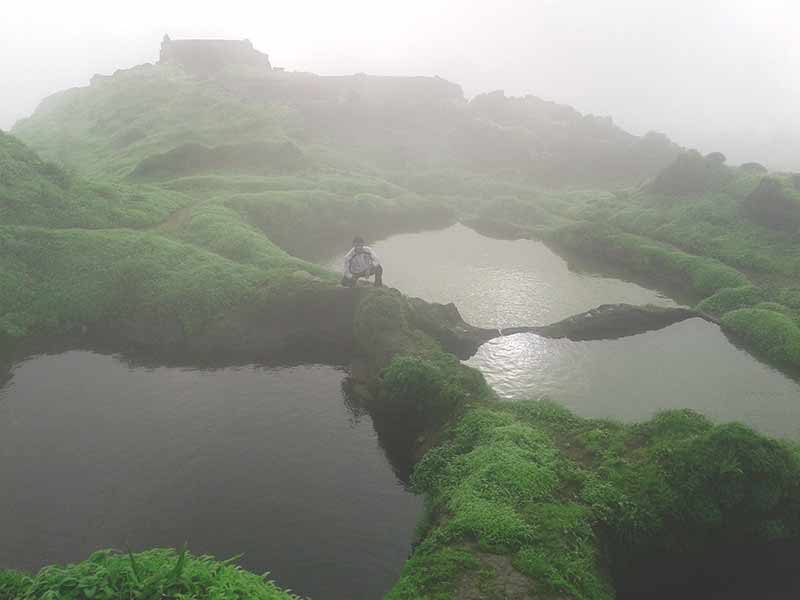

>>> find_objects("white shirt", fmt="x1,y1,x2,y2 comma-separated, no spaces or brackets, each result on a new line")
343,246,380,278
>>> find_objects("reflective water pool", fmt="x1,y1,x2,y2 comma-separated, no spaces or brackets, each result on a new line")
329,224,800,439
0,351,421,600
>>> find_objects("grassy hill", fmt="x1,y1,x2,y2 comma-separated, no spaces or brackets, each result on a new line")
13,60,678,186
0,130,190,228
0,127,339,341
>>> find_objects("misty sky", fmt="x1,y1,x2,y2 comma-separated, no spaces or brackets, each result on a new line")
2,0,799,169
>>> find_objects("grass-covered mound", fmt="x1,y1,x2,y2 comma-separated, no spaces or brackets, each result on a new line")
0,225,331,341
546,221,750,297
352,288,492,423
0,130,190,228
12,65,301,179
0,548,300,600
387,403,800,599
389,404,613,600
720,308,800,366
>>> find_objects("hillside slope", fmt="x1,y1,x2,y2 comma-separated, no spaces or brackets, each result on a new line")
13,56,679,185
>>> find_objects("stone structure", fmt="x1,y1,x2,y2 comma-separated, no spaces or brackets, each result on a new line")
159,34,271,75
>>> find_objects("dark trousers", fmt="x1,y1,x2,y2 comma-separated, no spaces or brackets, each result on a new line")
342,265,383,287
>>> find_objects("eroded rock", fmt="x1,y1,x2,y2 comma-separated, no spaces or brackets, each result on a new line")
408,298,713,358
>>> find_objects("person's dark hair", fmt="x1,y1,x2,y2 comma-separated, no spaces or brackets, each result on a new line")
353,236,365,246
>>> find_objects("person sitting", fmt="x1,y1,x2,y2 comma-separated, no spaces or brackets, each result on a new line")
342,236,383,287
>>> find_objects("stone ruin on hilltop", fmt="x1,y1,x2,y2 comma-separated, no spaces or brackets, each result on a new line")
159,34,271,76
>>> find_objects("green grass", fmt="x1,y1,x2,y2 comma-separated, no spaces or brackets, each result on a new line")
352,288,491,424
168,203,332,278
721,308,800,366
697,286,769,317
0,130,191,229
0,128,455,341
393,406,613,599
0,548,300,600
12,65,301,179
0,225,329,340
385,547,480,600
382,351,491,427
547,221,750,297
389,400,800,599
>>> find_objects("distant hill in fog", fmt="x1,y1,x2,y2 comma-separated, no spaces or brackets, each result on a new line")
10,37,681,187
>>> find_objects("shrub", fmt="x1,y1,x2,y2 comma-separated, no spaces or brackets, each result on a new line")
381,352,487,424
634,409,713,441
657,423,800,540
697,286,768,317
721,308,800,366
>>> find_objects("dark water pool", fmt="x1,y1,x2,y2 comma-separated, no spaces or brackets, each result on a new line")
328,224,800,439
0,351,421,600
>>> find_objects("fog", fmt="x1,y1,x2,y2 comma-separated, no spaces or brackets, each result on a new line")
2,0,799,169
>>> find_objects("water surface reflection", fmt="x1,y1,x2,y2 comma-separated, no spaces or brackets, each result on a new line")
332,225,800,438
0,350,421,600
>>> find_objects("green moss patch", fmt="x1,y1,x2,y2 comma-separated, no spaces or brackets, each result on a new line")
390,401,800,599
399,406,614,599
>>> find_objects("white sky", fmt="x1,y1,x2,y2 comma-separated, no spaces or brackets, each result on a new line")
2,0,799,169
